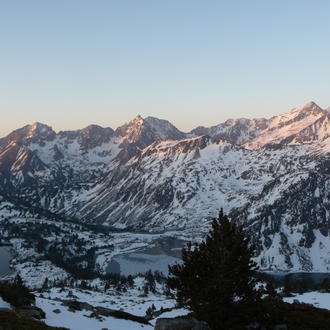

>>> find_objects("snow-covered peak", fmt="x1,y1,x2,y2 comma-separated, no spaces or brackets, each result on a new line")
282,113,330,145
283,102,322,118
116,115,186,146
0,122,56,148
144,116,186,141
268,103,324,129
122,115,145,131
132,114,144,124
78,124,115,150
113,115,187,164
115,115,148,145
191,117,268,145
302,101,323,112
189,102,329,149
25,122,55,138
245,102,328,149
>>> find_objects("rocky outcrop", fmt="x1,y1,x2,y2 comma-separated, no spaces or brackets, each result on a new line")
191,118,268,145
15,306,45,320
0,123,56,148
154,317,210,330
0,310,68,329
62,300,150,325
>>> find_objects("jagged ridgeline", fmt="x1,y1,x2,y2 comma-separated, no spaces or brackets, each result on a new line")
1,101,330,271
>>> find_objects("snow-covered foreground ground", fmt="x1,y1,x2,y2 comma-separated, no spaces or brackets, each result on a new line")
34,287,189,330
36,297,153,330
284,292,330,310
0,297,11,309
36,297,189,330
37,285,176,316
34,290,330,330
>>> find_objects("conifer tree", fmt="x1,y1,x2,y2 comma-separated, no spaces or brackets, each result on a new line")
168,210,261,329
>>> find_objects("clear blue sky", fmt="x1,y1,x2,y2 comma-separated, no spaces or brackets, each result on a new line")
1,0,330,136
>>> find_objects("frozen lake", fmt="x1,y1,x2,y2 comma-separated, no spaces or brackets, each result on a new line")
107,252,182,276
262,272,330,287
0,246,13,277
106,237,185,276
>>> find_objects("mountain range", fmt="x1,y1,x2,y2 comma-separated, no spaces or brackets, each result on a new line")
1,101,330,272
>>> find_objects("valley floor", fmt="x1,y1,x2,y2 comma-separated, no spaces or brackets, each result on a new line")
2,216,330,329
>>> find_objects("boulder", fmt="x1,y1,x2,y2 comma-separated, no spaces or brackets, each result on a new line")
15,306,45,319
155,317,210,330
273,325,288,330
62,300,93,312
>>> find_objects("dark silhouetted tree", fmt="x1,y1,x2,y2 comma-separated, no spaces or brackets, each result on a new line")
168,210,261,329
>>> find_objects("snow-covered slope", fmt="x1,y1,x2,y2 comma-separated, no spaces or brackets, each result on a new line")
69,135,330,271
282,113,330,145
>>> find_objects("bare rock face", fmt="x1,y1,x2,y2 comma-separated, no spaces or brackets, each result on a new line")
191,118,269,145
59,124,115,150
117,115,186,146
0,122,56,148
154,317,210,330
15,306,46,319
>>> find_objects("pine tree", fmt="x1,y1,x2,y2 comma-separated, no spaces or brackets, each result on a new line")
42,277,49,290
13,274,24,288
168,210,261,329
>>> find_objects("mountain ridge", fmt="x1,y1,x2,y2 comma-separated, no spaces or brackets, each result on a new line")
1,101,330,271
